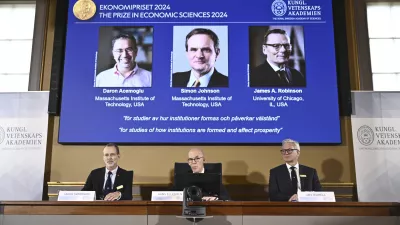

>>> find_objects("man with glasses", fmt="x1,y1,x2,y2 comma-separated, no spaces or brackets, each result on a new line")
268,139,321,202
250,29,305,87
81,143,133,200
180,148,230,201
95,34,152,87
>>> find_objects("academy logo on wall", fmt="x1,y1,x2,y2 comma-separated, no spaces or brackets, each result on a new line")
354,123,400,150
0,126,5,144
357,125,374,146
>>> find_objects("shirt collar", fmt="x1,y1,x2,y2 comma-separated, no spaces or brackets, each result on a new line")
106,166,119,175
266,58,286,72
113,63,138,78
286,163,299,171
192,167,205,173
188,67,215,87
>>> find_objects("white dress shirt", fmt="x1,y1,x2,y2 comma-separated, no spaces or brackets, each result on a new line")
96,63,152,87
186,67,214,87
193,167,205,173
267,58,286,72
286,163,301,191
103,166,118,190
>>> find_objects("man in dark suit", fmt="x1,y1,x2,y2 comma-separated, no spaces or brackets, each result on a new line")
172,28,228,88
174,148,230,201
268,139,322,202
250,29,305,87
82,143,133,201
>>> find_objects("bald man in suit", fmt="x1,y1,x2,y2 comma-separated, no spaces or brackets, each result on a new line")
173,148,230,201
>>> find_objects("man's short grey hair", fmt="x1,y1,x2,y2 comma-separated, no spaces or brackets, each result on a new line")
282,138,300,150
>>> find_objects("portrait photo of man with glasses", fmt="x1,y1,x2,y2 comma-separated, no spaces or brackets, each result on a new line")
249,26,306,87
95,26,153,87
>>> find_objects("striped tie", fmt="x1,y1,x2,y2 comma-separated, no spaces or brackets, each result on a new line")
192,79,201,87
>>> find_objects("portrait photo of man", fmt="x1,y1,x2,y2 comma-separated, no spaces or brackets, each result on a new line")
95,26,153,88
172,26,229,88
249,26,306,87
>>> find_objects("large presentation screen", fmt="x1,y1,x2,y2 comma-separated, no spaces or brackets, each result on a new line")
58,0,341,144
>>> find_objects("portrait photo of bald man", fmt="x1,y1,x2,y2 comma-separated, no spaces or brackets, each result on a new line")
249,26,306,87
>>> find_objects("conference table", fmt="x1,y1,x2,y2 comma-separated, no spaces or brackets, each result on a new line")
0,201,399,225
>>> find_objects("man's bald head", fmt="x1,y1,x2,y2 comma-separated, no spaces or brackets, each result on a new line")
187,148,205,173
188,148,204,157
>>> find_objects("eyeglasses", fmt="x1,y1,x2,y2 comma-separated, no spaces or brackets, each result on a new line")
188,156,203,164
280,149,298,154
264,43,292,51
113,47,135,55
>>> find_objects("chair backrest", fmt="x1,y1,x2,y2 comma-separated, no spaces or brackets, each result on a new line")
173,162,222,174
127,170,134,184
173,163,222,189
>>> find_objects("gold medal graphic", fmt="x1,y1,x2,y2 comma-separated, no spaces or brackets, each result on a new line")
73,0,96,20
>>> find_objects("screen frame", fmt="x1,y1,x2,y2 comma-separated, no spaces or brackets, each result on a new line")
56,0,350,146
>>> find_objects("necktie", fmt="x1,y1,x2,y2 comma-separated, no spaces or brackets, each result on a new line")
277,70,290,85
103,171,113,196
290,167,298,195
192,79,201,87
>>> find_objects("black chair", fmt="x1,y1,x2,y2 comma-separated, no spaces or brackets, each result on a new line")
172,162,230,200
173,162,222,174
173,163,222,188
127,170,134,183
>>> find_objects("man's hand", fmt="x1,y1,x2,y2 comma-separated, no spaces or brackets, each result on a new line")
288,194,298,202
202,196,218,201
104,191,121,201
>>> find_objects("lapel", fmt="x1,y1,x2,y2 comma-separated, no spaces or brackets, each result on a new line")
265,62,288,85
299,165,306,191
113,167,123,191
98,167,106,191
184,71,191,85
208,70,218,87
265,62,280,81
285,67,293,84
280,164,292,188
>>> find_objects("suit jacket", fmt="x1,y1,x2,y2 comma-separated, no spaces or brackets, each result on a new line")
172,69,228,87
82,167,133,200
250,61,305,87
172,168,231,201
268,164,322,202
